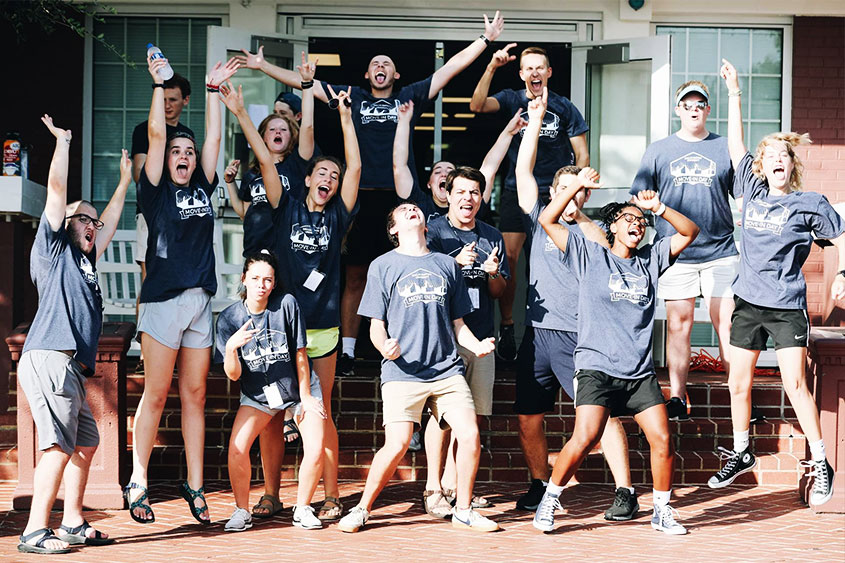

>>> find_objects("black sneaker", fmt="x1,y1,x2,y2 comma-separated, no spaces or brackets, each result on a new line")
496,324,517,362
604,487,639,521
707,446,756,488
337,353,355,377
749,404,766,425
665,397,689,421
516,479,546,511
802,458,835,506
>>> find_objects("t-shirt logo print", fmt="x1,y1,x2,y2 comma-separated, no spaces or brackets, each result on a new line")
250,178,268,204
608,272,649,305
544,234,558,252
290,223,330,254
78,254,99,288
670,152,716,187
396,268,447,307
175,187,212,220
241,329,290,370
360,99,400,124
518,110,561,139
744,200,790,236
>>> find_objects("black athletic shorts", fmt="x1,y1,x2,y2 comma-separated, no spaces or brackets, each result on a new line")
729,295,809,350
574,370,665,418
343,190,398,265
498,189,552,233
514,327,577,415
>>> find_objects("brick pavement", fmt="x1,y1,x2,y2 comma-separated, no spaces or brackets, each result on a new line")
0,480,842,562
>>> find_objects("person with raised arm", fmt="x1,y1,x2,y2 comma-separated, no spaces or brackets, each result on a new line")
469,44,589,362
216,251,327,531
510,90,638,521
236,12,506,378
125,53,238,526
706,60,844,507
532,140,698,534
338,202,498,533
16,116,131,554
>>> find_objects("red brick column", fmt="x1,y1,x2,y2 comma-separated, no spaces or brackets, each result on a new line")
792,17,845,325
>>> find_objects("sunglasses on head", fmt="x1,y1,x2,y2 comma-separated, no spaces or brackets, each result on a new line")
66,213,104,230
679,100,708,111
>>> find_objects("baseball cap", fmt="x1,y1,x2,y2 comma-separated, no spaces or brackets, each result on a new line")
275,91,302,114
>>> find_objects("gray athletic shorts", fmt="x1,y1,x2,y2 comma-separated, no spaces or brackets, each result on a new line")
239,371,323,417
17,350,99,455
138,288,213,349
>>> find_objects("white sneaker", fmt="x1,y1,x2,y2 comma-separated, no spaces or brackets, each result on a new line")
293,505,323,529
532,492,562,532
224,507,253,532
450,508,499,532
337,506,369,533
650,504,687,535
801,459,835,506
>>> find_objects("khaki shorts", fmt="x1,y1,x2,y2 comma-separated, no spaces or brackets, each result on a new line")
135,213,148,264
657,254,738,302
381,374,476,428
138,288,213,350
457,344,495,416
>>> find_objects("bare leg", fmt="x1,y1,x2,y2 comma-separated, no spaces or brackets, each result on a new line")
777,347,822,442
295,406,326,505
728,345,758,435
708,296,734,376
314,353,340,500
665,298,695,399
61,446,105,534
22,447,71,550
176,346,211,518
633,404,674,492
424,415,448,491
599,417,632,489
518,413,550,480
257,413,285,501
228,407,273,509
340,265,367,342
356,422,414,511
441,408,481,510
550,405,608,486
500,232,526,325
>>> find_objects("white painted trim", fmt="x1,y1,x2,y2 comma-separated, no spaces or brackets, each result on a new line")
92,3,228,16
82,15,94,201
781,22,793,132
653,14,792,26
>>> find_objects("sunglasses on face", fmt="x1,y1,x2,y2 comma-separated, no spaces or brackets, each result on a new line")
679,100,708,111
617,212,649,227
66,213,104,230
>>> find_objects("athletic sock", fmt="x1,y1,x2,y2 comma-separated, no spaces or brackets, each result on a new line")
546,482,564,497
809,439,826,462
625,487,635,494
342,337,356,358
733,429,750,453
454,506,472,519
652,489,671,507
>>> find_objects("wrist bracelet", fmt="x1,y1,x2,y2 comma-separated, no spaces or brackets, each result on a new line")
152,83,164,89
479,34,491,45
655,203,667,216
300,80,314,89
489,272,500,279
728,89,742,97
206,83,220,93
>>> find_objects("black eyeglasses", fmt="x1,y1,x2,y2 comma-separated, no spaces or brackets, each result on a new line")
66,213,104,230
679,100,708,111
617,212,649,227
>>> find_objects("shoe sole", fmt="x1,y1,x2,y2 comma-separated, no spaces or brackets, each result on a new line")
810,476,834,506
668,415,690,422
531,520,554,533
604,503,640,521
651,522,687,535
451,519,499,532
517,503,540,511
338,522,362,533
224,522,253,532
293,520,322,530
707,457,757,489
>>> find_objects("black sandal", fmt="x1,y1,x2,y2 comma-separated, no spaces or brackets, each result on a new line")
124,482,155,524
283,418,301,445
58,520,115,546
179,481,211,524
17,527,71,554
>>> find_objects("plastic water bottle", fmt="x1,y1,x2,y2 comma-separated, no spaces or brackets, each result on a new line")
146,43,174,81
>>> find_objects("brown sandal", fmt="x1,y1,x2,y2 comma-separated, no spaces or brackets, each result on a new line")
252,494,284,519
423,490,452,519
317,497,343,521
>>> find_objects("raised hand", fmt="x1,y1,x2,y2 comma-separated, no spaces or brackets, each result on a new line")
297,51,317,82
302,395,327,419
147,53,168,83
720,58,740,91
481,245,500,275
526,87,547,121
119,149,132,184
483,11,505,42
224,159,241,183
227,319,259,352
397,100,414,124
41,114,71,142
455,241,479,267
490,42,517,69
382,337,401,361
476,337,496,357
635,189,661,212
208,58,241,88
326,83,353,114
505,109,527,135
236,46,264,70
219,82,245,114
576,167,602,189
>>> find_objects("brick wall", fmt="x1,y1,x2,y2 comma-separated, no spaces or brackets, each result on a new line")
792,17,845,325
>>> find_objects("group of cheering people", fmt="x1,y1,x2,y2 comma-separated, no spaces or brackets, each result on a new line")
16,12,845,554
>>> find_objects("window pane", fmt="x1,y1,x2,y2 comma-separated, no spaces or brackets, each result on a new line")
125,18,157,62
749,76,782,120
93,110,125,154
687,28,717,74
721,29,750,75
752,30,782,74
749,122,780,149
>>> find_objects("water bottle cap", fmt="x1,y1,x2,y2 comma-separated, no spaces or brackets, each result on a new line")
147,43,154,49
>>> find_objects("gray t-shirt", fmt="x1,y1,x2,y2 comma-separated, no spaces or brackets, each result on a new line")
563,234,673,379
426,215,510,339
631,133,737,263
357,250,472,384
733,152,844,309
23,213,103,372
522,201,584,332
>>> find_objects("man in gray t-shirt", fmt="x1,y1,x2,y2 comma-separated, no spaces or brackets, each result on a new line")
631,80,738,421
339,202,498,534
16,116,130,554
